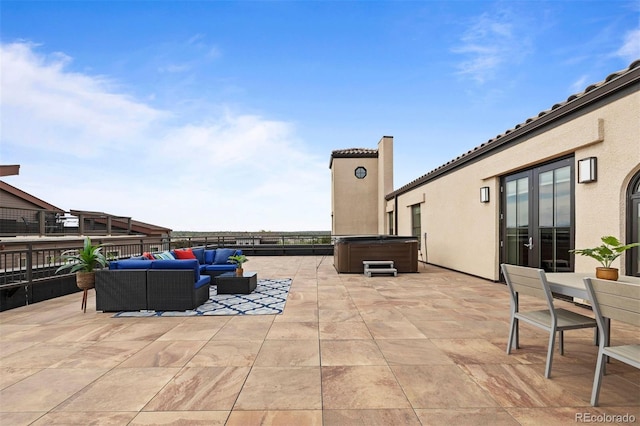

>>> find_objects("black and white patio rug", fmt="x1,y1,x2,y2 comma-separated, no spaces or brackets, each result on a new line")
113,278,292,317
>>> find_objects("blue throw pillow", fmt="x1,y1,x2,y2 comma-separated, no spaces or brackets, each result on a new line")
214,248,236,264
204,250,216,264
192,248,205,264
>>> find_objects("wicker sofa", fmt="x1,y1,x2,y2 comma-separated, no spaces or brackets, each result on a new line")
95,259,211,312
95,248,244,312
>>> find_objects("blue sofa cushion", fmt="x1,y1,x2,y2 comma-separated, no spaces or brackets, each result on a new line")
150,259,201,281
192,248,205,264
110,260,153,270
202,264,236,272
195,275,211,289
204,249,216,264
214,248,236,264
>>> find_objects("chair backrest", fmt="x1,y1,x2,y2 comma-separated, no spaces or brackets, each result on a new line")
584,278,640,328
501,263,555,310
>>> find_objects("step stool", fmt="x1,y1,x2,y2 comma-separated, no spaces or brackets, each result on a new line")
363,260,397,277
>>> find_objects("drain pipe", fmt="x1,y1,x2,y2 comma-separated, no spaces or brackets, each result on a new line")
394,195,398,235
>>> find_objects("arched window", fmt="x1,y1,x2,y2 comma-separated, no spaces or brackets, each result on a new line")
628,171,640,276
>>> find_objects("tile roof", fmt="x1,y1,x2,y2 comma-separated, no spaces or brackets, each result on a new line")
387,59,640,199
329,148,378,168
331,147,378,156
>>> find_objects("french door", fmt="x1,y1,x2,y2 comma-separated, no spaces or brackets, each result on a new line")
502,157,574,272
628,171,640,276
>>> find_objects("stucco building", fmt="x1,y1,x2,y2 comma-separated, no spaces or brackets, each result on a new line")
330,136,394,236
330,60,640,281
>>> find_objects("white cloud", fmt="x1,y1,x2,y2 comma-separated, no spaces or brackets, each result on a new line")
1,42,166,157
0,42,329,231
452,9,531,84
155,35,222,74
186,33,222,60
616,28,640,62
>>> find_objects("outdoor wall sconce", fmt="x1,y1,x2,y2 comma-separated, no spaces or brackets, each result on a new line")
480,186,490,203
577,157,597,183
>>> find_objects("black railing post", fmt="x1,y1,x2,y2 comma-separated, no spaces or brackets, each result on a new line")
25,243,33,285
25,243,33,305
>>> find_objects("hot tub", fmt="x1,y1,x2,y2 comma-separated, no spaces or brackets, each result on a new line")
333,235,419,273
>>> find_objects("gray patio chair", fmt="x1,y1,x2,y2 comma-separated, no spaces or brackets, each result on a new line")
501,264,597,378
583,277,640,406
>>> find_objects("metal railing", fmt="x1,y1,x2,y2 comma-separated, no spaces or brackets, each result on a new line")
0,234,333,292
0,207,133,236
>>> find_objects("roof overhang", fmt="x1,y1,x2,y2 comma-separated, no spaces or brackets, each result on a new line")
0,165,20,177
329,148,378,168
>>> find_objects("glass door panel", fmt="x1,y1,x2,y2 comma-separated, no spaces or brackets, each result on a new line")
629,173,640,276
636,205,639,274
538,165,572,272
505,176,530,266
502,157,574,271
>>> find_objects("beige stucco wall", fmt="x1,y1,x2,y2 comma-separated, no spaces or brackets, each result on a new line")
331,156,379,235
377,137,394,234
572,92,640,273
392,87,639,280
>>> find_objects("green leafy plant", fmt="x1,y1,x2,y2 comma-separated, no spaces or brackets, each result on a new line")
227,254,248,267
570,236,640,268
56,237,108,274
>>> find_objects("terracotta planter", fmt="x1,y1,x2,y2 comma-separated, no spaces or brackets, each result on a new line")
236,267,244,277
76,271,96,289
595,267,618,281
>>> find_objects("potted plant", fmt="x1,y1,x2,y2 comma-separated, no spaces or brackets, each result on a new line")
228,253,248,276
570,236,640,280
56,237,109,290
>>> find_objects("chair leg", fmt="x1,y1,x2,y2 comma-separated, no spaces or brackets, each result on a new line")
605,319,611,364
559,330,564,356
507,316,516,354
545,330,556,378
591,351,606,406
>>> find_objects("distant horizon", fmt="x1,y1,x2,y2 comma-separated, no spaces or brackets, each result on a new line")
172,230,331,235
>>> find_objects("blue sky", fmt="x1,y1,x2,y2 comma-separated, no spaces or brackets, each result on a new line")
1,1,638,231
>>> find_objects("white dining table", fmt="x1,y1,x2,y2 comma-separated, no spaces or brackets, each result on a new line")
545,272,640,300
544,272,640,350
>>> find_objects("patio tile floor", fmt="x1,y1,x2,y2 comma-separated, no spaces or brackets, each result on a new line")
1,255,638,425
